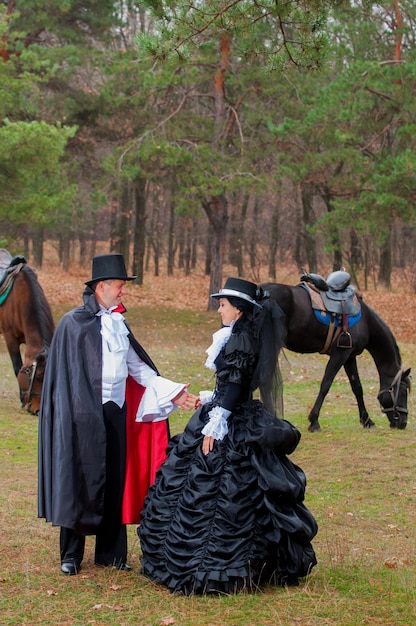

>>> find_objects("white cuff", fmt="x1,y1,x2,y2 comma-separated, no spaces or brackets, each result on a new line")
201,406,231,440
199,390,214,405
136,376,185,422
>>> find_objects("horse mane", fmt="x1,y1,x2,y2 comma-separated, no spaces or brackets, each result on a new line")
21,265,55,347
362,299,402,367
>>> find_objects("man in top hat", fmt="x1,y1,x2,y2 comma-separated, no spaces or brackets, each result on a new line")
38,253,197,575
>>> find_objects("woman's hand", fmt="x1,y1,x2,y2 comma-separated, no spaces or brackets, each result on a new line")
202,435,215,455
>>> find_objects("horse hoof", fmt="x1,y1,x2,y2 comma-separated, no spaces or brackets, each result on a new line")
308,423,321,433
362,420,376,429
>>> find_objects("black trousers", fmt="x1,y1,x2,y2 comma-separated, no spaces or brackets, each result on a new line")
60,401,128,566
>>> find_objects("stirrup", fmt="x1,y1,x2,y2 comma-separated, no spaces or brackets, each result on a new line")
337,331,352,349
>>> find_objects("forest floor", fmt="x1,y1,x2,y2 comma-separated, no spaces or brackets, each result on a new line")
2,249,415,626
36,255,416,345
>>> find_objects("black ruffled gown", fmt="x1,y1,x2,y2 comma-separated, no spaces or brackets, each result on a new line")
138,318,318,595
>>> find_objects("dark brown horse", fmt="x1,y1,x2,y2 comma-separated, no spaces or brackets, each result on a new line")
0,254,55,414
262,281,411,432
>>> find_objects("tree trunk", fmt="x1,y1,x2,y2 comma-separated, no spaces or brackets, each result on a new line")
293,190,303,268
109,199,117,253
229,193,249,277
332,241,342,271
191,217,198,270
132,176,147,284
60,232,70,273
184,222,191,275
22,232,30,259
350,228,362,269
79,233,87,265
204,223,213,276
153,241,159,276
378,233,392,288
202,195,228,310
167,200,176,276
202,31,231,306
320,185,342,270
268,200,280,279
32,228,44,268
177,218,185,269
301,183,317,272
145,233,151,272
248,197,259,270
112,181,131,265
150,206,160,276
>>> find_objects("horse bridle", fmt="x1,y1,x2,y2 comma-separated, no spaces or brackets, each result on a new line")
378,369,409,421
19,359,40,408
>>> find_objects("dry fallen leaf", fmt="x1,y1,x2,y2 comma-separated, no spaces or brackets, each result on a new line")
92,603,125,611
160,617,176,626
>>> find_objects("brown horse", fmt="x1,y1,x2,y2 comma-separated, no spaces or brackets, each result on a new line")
262,280,411,432
0,253,55,414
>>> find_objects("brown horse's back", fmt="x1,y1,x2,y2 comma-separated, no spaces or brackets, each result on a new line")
0,267,54,348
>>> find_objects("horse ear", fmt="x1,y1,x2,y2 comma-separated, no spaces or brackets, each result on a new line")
403,368,411,377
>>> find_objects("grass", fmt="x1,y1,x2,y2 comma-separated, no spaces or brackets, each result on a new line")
0,306,415,625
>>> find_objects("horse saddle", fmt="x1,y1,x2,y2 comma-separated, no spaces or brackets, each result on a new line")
0,248,27,296
300,270,361,316
299,270,362,353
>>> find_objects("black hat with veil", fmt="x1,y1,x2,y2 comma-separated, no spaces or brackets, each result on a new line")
211,278,286,416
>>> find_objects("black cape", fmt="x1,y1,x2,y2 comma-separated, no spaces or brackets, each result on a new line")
38,288,158,534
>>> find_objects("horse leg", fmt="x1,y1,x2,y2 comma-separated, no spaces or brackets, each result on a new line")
308,353,347,432
343,357,375,429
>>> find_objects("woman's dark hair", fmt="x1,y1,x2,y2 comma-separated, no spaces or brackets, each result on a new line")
226,290,286,416
227,296,255,313
250,293,286,416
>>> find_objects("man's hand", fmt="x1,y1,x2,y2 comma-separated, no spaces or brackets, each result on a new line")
172,385,198,410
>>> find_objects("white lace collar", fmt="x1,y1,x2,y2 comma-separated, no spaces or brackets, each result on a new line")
97,306,129,352
205,321,236,371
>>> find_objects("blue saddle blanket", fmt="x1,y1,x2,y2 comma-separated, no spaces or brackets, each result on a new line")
314,309,361,328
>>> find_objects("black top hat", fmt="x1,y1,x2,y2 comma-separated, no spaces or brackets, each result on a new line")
210,277,261,308
85,254,136,286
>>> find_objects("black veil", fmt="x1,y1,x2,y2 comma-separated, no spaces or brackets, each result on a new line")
250,289,286,416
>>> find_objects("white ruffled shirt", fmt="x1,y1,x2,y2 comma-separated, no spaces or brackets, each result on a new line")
98,307,185,422
200,320,236,401
200,321,236,440
204,323,233,370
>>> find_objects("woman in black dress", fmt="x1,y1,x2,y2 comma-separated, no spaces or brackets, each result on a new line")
138,277,318,595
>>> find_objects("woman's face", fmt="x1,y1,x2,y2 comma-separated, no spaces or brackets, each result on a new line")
217,298,242,326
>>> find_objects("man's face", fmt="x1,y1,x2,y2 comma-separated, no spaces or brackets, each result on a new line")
95,279,127,310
